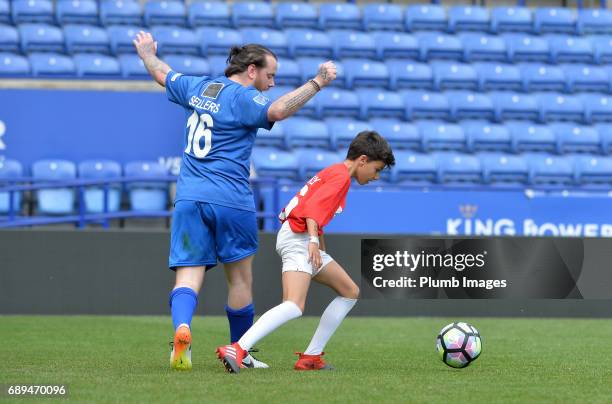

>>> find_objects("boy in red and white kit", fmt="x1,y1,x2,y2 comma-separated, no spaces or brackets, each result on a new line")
216,131,395,373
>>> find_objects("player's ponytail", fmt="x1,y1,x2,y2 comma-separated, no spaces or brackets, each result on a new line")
225,44,277,77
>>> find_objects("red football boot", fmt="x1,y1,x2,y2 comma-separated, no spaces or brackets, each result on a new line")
216,343,247,374
293,352,335,371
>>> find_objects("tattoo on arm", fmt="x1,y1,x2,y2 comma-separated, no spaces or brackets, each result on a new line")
280,83,318,116
318,65,328,81
141,54,171,86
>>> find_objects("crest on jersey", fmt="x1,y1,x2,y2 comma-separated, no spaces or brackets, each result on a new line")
201,83,224,99
253,93,269,106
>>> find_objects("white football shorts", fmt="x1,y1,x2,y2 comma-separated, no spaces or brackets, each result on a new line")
276,221,334,276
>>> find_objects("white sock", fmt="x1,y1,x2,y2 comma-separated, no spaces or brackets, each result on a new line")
238,301,302,351
304,297,357,355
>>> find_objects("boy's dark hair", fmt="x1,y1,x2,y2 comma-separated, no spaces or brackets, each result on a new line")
346,131,395,167
225,44,277,77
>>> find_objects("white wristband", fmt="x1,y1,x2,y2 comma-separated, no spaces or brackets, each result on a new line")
309,236,319,245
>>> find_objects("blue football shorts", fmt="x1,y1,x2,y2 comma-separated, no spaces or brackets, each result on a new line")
169,200,258,271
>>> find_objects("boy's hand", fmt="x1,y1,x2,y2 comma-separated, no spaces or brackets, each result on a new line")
308,242,322,270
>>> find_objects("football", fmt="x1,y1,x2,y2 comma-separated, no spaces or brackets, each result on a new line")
436,322,482,368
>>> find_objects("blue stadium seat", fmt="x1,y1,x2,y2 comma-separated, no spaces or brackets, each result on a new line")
405,4,446,32
239,28,288,58
74,53,121,77
507,121,556,153
198,27,242,56
56,0,98,26
589,35,612,64
357,89,403,120
462,121,511,152
329,30,376,60
435,153,482,184
107,25,144,54
118,54,148,78
163,54,209,76
319,3,361,31
100,0,142,26
448,91,494,121
536,93,584,123
144,1,186,27
490,7,532,33
419,122,466,152
19,23,64,53
527,154,574,186
403,90,450,121
315,88,360,119
519,63,565,93
391,151,437,184
251,148,299,180
491,91,539,122
577,9,612,35
232,2,274,28
0,1,9,25
548,35,594,64
207,55,227,77
32,159,77,214
64,25,111,55
276,3,318,30
580,94,612,124
563,64,608,93
363,4,403,32
461,33,507,62
574,155,612,186
373,32,419,61
448,6,490,33
480,153,528,185
188,2,230,28
595,123,612,154
124,161,169,211
78,160,122,214
12,0,54,24
370,118,420,151
29,52,75,76
0,53,30,76
273,57,300,86
0,25,19,53
343,59,389,89
325,118,372,150
286,29,333,59
295,148,340,180
256,121,285,149
417,32,463,61
296,57,344,88
534,8,576,35
151,26,199,55
432,62,478,91
504,34,549,63
264,85,316,117
0,159,24,214
284,117,330,150
550,123,601,154
387,60,433,90
473,62,521,91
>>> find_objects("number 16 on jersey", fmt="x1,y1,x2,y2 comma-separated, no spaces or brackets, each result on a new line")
185,111,213,159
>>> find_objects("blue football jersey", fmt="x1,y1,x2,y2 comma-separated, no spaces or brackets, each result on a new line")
165,71,274,212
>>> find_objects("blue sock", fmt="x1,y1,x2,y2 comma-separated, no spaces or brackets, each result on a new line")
225,303,254,343
169,287,198,331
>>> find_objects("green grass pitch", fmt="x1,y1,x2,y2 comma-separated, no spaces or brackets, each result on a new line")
1,316,611,403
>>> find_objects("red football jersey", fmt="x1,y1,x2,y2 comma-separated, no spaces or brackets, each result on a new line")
279,163,351,235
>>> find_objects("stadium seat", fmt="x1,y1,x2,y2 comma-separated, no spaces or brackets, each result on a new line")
373,32,419,61
432,62,478,91
19,23,64,53
417,32,463,61
562,64,609,93
403,90,450,121
319,3,361,31
533,8,576,35
461,33,507,62
188,2,230,28
107,25,144,54
0,25,20,53
273,57,300,86
580,94,612,124
387,60,433,90
143,1,186,27
536,93,584,123
595,123,612,154
435,153,482,184
207,55,227,77
391,151,437,184
56,0,98,26
12,0,54,24
0,159,23,214
118,54,148,78
326,118,372,150
275,3,317,30
232,2,274,28
251,148,299,180
256,121,285,149
73,53,121,77
151,26,199,56
519,64,565,93
473,62,522,92
405,4,446,32
239,28,288,58
124,161,169,211
419,122,466,152
0,1,9,25
490,7,532,33
548,35,594,64
480,153,528,185
64,25,111,55
286,29,333,59
462,121,511,152
504,34,549,63
507,121,556,153
29,52,75,76
295,148,340,180
163,54,209,76
343,59,389,89
197,27,242,56
78,160,122,214
99,1,142,26
448,6,490,33
574,155,612,186
550,123,601,155
32,159,77,214
315,88,360,119
363,4,403,32
296,57,344,88
491,91,540,122
0,53,30,76
448,91,494,121
527,154,574,186
329,30,376,60
284,117,330,150
357,89,404,120
370,118,420,151
577,9,612,35
589,35,612,64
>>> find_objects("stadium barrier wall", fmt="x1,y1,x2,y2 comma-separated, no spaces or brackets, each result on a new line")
1,229,611,317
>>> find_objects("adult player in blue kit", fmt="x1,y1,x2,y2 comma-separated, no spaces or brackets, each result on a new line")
133,31,337,370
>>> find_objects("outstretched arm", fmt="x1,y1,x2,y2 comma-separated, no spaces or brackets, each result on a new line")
133,31,171,87
267,61,337,122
